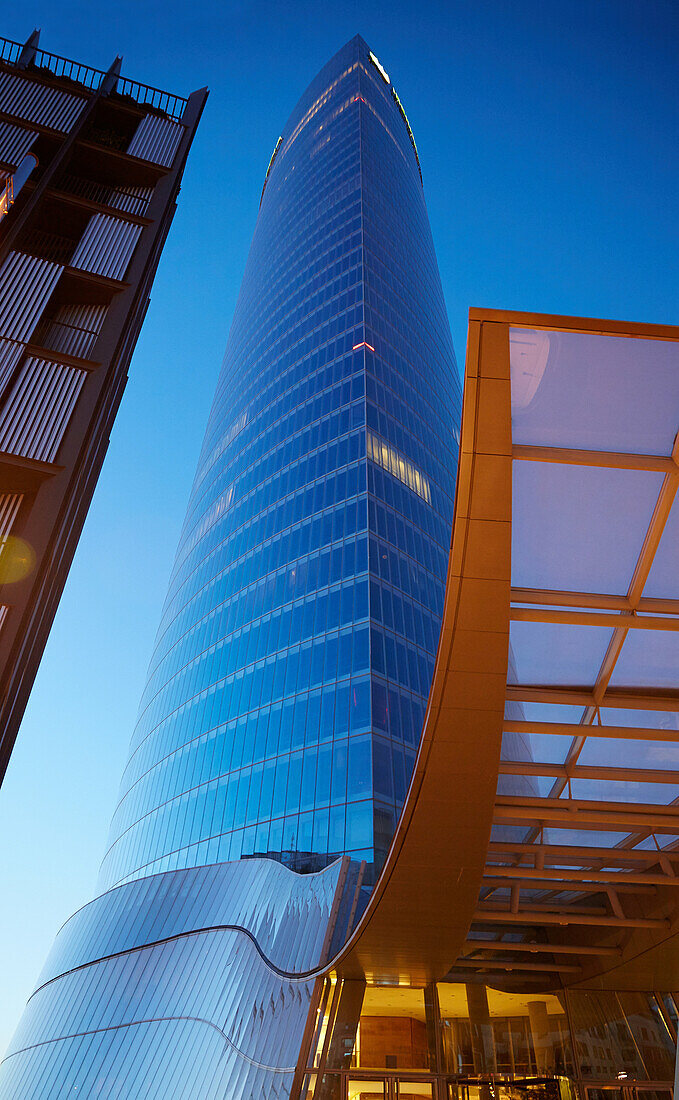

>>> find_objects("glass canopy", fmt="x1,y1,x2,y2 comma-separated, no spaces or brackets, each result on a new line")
457,315,679,986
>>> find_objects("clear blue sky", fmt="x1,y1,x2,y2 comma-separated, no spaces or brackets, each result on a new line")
0,0,677,1056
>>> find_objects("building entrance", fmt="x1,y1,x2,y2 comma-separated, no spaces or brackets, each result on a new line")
347,1079,433,1098
342,1073,577,1100
449,1076,573,1100
305,1072,674,1100
300,979,678,1100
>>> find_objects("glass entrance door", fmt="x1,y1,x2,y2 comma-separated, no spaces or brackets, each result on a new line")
347,1079,387,1099
347,1078,435,1099
447,1078,575,1100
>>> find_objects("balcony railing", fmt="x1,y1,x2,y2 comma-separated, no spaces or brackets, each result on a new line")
0,38,21,66
31,46,105,93
0,36,188,121
54,172,152,216
113,78,187,123
19,228,77,265
31,316,100,358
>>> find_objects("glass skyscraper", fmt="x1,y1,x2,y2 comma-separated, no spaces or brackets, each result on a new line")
0,35,461,1097
100,34,460,890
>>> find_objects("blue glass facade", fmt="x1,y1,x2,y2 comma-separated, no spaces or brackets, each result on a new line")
100,36,460,890
0,37,461,1097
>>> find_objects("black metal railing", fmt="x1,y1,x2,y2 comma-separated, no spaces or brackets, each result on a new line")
19,228,77,265
0,36,188,121
31,316,100,356
55,172,151,216
115,78,187,122
0,38,21,66
30,46,104,92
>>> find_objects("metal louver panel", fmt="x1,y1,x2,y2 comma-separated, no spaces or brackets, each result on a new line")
0,492,23,549
126,114,184,167
0,357,86,463
0,121,37,169
41,304,107,359
0,71,87,132
108,184,153,216
70,214,142,281
0,339,24,396
0,252,63,342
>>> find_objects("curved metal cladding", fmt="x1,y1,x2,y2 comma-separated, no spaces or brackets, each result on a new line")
100,34,460,891
0,860,342,1099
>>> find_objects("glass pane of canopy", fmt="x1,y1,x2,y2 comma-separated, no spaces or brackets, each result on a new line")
569,777,679,804
645,494,679,598
511,461,663,593
510,701,587,724
510,328,679,455
578,736,679,770
609,628,679,688
509,620,614,685
503,731,573,765
598,707,679,731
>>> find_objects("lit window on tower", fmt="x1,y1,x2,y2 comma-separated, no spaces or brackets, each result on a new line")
367,430,432,504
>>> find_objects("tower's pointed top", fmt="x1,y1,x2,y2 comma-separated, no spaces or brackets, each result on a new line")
277,33,374,146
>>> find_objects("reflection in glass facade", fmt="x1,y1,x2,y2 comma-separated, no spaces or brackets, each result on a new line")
100,33,460,890
0,36,461,1097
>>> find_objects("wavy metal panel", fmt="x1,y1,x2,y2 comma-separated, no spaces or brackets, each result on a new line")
70,213,142,280
0,121,37,169
0,858,343,1098
0,252,63,343
0,71,87,132
42,858,343,986
108,183,153,216
127,113,184,167
0,357,86,463
0,928,311,1099
40,304,107,359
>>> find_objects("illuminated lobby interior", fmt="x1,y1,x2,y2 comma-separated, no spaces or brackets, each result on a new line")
303,979,676,1100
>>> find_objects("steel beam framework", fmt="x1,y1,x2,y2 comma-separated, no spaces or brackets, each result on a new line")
455,309,679,989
